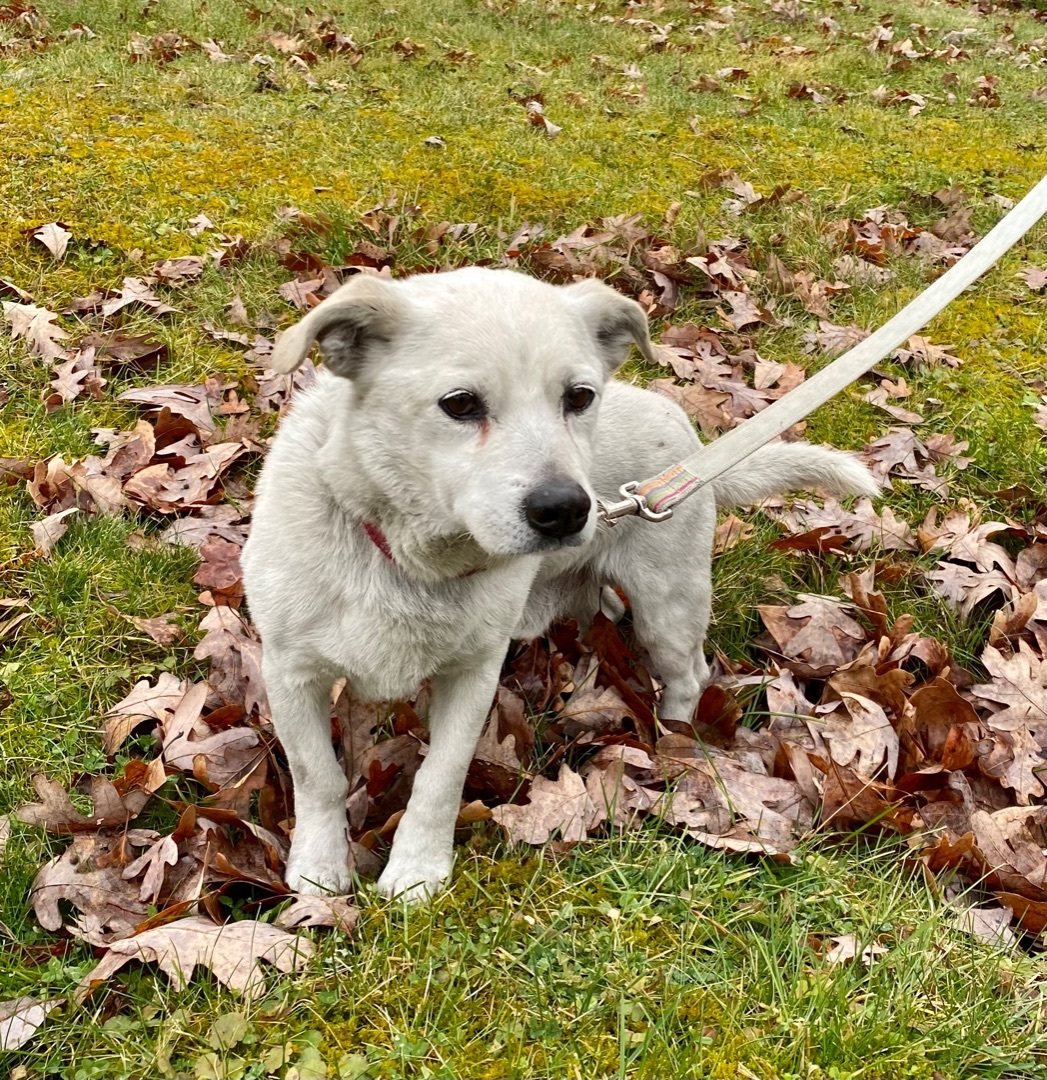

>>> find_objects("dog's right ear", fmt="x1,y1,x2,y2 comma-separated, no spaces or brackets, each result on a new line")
563,278,658,372
268,274,405,378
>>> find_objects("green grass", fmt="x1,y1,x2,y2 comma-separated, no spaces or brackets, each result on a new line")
2,0,1047,1075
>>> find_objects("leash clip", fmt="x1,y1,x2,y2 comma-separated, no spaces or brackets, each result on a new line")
596,481,675,527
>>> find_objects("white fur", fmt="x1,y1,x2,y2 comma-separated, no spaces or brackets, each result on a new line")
241,268,878,901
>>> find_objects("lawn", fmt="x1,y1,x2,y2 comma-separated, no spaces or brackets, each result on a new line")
2,0,1047,1077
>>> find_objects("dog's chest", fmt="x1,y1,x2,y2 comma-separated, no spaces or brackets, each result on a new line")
314,562,531,701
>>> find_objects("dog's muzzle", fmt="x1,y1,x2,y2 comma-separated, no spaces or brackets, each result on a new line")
523,480,591,540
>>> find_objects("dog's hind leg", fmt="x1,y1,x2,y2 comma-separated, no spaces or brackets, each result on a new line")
629,577,711,722
266,659,352,895
377,648,504,902
607,511,715,724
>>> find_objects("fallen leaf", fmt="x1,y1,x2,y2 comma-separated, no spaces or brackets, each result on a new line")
759,598,870,675
491,764,595,844
101,277,177,317
3,300,70,361
817,693,900,780
30,222,72,262
1019,266,1047,292
31,832,153,944
31,506,78,556
802,321,870,358
274,895,359,934
824,934,886,965
0,997,61,1051
77,916,312,999
16,774,143,834
104,672,192,757
954,904,1017,947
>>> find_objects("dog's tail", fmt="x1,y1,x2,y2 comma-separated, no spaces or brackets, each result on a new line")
710,443,878,509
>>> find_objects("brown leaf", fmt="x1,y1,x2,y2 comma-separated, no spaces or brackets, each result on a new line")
193,536,244,606
119,383,218,433
892,335,962,368
47,349,105,408
927,564,1018,620
31,506,78,556
818,693,900,780
491,764,595,844
122,835,179,903
656,737,811,853
824,934,886,965
104,672,191,757
152,256,205,284
557,685,634,741
125,612,185,646
161,682,262,789
159,505,250,549
274,895,359,934
649,379,731,434
953,905,1017,947
719,290,773,332
0,997,61,1051
713,515,755,555
1019,266,1047,292
16,774,142,834
80,331,168,370
3,300,70,361
31,832,153,944
101,277,177,317
758,597,869,675
802,320,870,358
792,272,849,318
582,745,658,830
194,607,269,721
971,643,1047,735
77,916,312,1000
31,222,72,262
278,278,324,310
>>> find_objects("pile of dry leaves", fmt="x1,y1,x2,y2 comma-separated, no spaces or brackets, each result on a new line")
4,185,1047,1032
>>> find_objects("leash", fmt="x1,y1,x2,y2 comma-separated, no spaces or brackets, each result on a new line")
598,173,1047,526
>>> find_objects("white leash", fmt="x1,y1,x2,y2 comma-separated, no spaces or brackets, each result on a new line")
599,173,1047,526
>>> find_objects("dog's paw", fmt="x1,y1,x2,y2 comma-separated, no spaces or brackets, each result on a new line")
376,853,452,903
286,860,354,896
284,829,353,896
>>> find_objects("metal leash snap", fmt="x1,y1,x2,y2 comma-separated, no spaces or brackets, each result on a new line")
596,481,675,527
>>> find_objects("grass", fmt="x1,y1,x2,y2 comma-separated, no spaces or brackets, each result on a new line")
2,0,1047,1075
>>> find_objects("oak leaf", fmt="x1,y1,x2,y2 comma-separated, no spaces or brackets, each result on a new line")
274,895,359,935
31,832,153,944
0,997,61,1051
491,764,595,844
3,300,70,361
817,693,899,780
758,597,869,675
77,916,312,1000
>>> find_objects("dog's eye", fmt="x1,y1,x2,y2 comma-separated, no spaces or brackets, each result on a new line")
439,390,487,421
564,385,596,414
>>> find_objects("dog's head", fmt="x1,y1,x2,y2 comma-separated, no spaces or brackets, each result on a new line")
270,268,655,561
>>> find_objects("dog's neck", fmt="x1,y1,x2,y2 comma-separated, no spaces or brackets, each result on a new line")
316,419,498,584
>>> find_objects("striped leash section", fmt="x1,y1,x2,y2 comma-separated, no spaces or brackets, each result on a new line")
598,172,1047,527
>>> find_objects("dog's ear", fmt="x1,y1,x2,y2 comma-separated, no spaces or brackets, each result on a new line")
564,278,657,371
268,274,405,378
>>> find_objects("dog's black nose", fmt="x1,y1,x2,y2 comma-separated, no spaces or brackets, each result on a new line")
524,481,591,539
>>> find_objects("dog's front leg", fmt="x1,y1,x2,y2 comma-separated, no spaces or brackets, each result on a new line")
265,659,352,895
377,649,504,902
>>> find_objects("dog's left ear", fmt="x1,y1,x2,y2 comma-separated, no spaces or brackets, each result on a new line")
564,278,658,371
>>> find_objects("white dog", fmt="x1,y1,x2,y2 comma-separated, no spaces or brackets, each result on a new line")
241,268,877,901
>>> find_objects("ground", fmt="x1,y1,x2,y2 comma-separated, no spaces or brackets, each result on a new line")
1,0,1047,1077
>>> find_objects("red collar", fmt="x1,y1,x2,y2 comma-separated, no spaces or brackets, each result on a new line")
362,521,394,561
362,521,483,578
